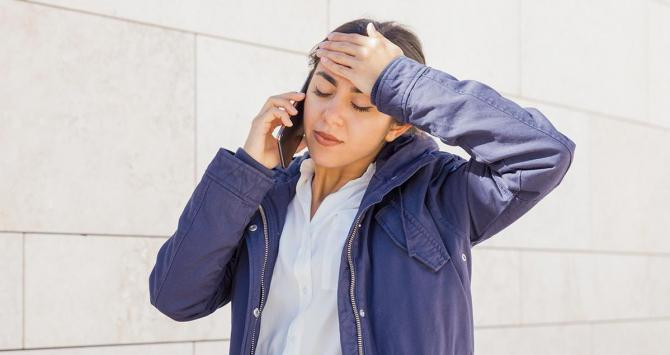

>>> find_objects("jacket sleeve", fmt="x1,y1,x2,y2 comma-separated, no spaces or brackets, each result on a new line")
149,146,276,321
370,55,576,247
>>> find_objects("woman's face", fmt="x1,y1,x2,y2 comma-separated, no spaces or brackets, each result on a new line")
303,61,406,168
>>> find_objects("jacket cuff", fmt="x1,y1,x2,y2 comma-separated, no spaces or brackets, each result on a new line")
234,147,275,178
203,147,275,206
370,55,429,124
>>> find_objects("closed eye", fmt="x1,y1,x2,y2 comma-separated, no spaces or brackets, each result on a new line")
312,89,372,113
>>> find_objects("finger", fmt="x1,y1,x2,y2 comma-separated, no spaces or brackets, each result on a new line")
327,32,370,46
317,49,356,68
319,56,353,79
366,22,385,41
318,40,359,57
366,22,378,37
265,96,300,115
260,106,293,130
264,91,305,111
282,91,307,100
264,91,304,108
271,107,294,127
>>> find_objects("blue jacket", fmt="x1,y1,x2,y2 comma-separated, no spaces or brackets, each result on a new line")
149,55,576,355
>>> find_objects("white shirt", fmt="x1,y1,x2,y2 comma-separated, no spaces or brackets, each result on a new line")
255,157,376,355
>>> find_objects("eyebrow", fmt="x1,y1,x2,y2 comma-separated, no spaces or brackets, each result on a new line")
315,71,363,94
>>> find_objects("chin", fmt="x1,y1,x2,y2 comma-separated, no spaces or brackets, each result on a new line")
306,148,344,168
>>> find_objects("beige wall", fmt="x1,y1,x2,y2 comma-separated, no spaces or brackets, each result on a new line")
1,0,669,354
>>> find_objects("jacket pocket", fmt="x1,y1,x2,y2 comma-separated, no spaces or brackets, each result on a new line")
374,202,451,272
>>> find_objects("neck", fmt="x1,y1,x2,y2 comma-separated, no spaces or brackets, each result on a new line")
309,143,383,212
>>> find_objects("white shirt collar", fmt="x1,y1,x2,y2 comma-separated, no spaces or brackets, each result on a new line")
296,158,376,221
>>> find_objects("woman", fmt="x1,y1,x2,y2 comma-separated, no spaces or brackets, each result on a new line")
149,19,576,355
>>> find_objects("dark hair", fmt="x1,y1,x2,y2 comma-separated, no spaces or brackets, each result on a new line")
304,18,426,137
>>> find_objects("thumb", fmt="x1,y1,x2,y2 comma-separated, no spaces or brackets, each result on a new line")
367,22,381,38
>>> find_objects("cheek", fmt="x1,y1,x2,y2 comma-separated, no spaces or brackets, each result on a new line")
348,120,388,144
302,97,316,127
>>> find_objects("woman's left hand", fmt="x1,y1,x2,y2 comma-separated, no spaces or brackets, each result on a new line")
315,23,405,97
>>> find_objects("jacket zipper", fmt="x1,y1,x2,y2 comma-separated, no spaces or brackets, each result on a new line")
347,212,365,355
249,204,270,355
250,200,364,355
248,155,433,355
346,157,435,355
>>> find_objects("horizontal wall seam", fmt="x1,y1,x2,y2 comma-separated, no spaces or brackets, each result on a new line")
475,316,670,329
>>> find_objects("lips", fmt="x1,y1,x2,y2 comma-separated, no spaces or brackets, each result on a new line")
314,130,342,143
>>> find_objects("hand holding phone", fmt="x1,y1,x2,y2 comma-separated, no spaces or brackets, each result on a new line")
242,90,307,170
276,88,307,169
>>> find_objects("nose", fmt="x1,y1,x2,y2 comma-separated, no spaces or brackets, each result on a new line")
322,96,348,127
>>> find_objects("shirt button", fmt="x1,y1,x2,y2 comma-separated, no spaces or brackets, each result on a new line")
461,253,467,261
248,224,257,232
359,309,365,317
252,307,260,318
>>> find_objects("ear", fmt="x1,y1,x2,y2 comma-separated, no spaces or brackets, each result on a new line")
384,121,413,142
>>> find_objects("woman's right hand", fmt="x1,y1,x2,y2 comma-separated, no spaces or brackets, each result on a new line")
242,91,307,169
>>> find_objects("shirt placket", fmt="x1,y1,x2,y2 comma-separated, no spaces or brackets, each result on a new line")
283,196,314,354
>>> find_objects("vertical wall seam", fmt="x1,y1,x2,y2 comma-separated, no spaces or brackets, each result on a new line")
22,232,25,348
589,322,594,355
518,249,522,325
326,0,330,32
518,0,522,96
646,0,651,124
194,33,198,186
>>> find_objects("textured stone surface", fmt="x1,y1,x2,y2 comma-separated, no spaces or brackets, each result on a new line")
0,1,195,237
24,234,230,347
0,233,23,350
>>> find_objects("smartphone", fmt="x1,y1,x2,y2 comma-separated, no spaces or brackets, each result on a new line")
276,77,310,169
